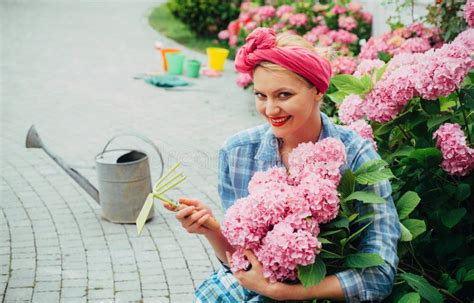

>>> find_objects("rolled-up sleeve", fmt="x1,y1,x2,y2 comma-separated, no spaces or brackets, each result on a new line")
335,144,401,302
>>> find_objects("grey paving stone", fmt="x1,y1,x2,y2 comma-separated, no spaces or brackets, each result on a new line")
87,288,114,300
114,290,142,302
34,281,61,292
62,279,88,288
32,291,60,303
115,280,141,291
5,287,33,301
60,287,87,298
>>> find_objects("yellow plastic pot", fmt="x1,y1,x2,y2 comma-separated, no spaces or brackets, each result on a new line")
206,47,229,71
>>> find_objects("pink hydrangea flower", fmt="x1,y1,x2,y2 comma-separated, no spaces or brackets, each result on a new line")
288,138,347,177
452,28,474,52
353,59,385,78
414,43,473,100
338,15,358,31
236,72,253,88
382,53,423,80
289,13,308,27
276,4,294,18
464,0,474,27
407,21,426,37
229,35,238,47
360,11,373,24
329,30,358,45
331,56,358,75
332,4,347,15
393,37,431,55
255,220,321,282
348,2,362,12
359,37,390,59
258,5,276,21
433,123,474,176
245,21,257,31
346,120,377,150
218,30,229,40
339,94,365,124
303,31,318,44
365,65,417,122
272,21,286,31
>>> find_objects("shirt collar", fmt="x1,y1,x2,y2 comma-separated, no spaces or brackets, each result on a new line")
254,112,338,161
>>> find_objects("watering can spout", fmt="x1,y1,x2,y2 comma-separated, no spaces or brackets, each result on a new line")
25,125,100,203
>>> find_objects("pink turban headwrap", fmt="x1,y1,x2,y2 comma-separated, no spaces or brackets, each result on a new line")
235,27,332,93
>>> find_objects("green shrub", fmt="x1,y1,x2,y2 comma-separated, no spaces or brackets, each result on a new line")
167,0,242,37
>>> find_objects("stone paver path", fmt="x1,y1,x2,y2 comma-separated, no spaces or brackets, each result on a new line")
1,0,261,302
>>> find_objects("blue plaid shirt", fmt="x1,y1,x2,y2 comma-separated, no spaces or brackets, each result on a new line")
197,113,400,302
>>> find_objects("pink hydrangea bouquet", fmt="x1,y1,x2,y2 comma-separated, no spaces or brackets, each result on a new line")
222,137,392,285
222,138,346,282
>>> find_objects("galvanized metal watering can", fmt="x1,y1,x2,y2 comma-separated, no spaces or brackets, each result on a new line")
25,125,164,224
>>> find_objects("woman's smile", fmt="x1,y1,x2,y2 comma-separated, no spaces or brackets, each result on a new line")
269,115,292,127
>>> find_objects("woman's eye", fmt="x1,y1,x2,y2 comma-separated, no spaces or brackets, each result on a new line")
254,92,266,99
279,92,292,98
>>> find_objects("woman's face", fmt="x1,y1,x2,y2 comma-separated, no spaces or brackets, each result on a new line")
253,66,321,140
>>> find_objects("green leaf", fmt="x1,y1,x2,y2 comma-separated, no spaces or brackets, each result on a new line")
400,222,413,242
355,168,395,185
342,221,373,247
344,253,384,268
400,273,444,303
402,219,426,240
344,191,386,204
298,258,327,287
377,51,392,63
427,115,451,130
331,74,367,95
464,269,474,282
456,267,466,283
439,95,457,111
338,170,356,199
327,91,348,104
360,74,373,91
421,99,440,115
396,191,421,220
459,87,474,109
441,208,466,229
375,64,387,82
398,292,420,303
455,183,471,202
317,237,332,245
406,148,442,167
355,159,388,175
325,217,349,229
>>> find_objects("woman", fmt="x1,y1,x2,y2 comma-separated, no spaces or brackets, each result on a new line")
165,28,400,302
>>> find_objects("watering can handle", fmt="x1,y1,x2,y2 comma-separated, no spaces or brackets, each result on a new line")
101,133,165,178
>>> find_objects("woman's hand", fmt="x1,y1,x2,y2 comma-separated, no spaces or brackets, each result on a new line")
164,198,214,235
227,250,280,300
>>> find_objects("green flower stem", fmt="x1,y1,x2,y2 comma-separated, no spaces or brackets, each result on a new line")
397,125,414,146
457,91,472,144
155,176,187,196
154,162,181,190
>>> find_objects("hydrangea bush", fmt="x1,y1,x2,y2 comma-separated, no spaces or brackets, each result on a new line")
329,19,474,301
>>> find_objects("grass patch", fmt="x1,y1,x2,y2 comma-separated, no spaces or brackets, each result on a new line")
148,3,233,56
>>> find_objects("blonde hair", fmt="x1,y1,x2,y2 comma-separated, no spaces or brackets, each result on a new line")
257,32,316,88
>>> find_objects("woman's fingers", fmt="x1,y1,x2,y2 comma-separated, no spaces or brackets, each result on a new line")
179,198,201,207
175,205,195,220
183,209,208,229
